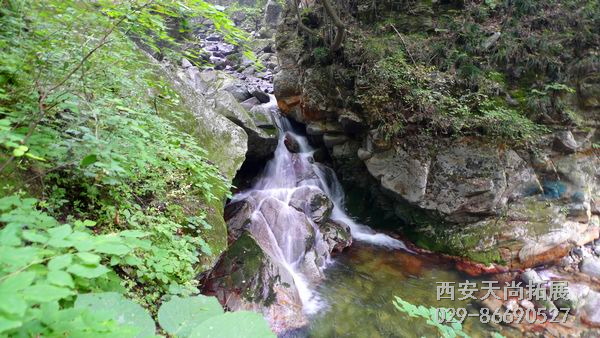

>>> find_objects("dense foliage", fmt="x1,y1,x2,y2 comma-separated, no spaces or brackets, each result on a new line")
0,0,271,335
297,0,599,142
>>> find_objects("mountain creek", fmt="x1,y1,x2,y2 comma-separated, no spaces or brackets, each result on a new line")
1,0,599,337
184,2,600,336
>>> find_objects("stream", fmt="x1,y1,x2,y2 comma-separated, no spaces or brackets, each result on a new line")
232,110,514,337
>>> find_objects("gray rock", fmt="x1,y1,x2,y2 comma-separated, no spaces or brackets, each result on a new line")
224,199,254,242
284,132,301,153
320,220,352,253
289,186,333,224
241,97,261,111
273,68,302,98
365,148,430,205
323,134,348,148
338,110,366,134
181,58,193,69
482,32,501,50
248,105,276,131
260,197,315,261
520,269,546,285
554,283,589,311
250,87,271,103
213,91,277,161
580,257,600,278
581,290,600,326
222,82,252,102
553,130,578,153
202,231,307,334
264,0,282,28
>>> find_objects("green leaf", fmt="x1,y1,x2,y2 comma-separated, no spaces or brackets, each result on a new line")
48,254,73,270
0,317,22,334
0,291,27,317
119,230,147,238
47,224,72,240
0,224,22,246
75,292,155,338
94,242,131,256
189,311,275,338
67,264,110,278
47,270,74,288
0,271,36,292
157,295,223,337
23,283,73,303
22,230,48,244
76,252,101,265
12,145,28,157
80,154,98,167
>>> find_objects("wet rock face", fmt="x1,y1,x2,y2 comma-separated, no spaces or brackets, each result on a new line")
203,186,351,333
364,138,541,224
289,186,333,224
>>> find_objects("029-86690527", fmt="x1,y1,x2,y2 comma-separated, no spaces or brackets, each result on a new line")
434,307,571,325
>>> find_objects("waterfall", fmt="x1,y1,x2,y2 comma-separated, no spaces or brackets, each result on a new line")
231,105,410,314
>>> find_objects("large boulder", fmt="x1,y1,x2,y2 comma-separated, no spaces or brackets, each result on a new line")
202,232,307,334
360,133,600,267
213,90,277,162
364,139,537,223
264,0,282,28
204,185,351,333
154,58,247,268
289,186,334,224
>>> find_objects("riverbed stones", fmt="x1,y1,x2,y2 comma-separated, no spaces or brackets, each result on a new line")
213,90,277,161
580,257,600,278
284,132,301,153
250,86,271,103
289,186,333,224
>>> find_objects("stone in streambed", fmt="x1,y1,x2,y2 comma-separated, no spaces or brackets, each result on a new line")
323,134,348,148
284,132,301,153
581,290,600,327
320,220,352,253
288,186,333,224
250,86,271,103
222,82,252,102
201,232,307,334
580,257,600,278
241,97,261,111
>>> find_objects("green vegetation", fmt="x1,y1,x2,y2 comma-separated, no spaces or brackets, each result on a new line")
393,296,471,338
0,0,271,335
297,0,599,143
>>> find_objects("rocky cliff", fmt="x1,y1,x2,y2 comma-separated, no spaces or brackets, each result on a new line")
273,0,600,268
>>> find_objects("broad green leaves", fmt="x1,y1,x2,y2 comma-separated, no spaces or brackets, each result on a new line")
0,196,149,335
76,294,277,338
75,292,156,338
158,296,224,337
189,311,275,338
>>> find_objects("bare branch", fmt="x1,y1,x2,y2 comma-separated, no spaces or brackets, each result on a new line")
320,0,346,51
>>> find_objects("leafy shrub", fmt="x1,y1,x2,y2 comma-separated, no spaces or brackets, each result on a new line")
0,196,149,335
0,0,270,336
76,293,275,338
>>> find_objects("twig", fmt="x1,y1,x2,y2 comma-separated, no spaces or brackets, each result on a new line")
391,24,416,66
293,0,316,35
320,0,346,51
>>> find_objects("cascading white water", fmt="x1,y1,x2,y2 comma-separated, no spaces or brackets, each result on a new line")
232,104,410,314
